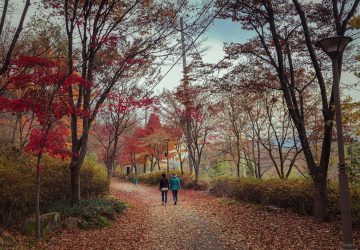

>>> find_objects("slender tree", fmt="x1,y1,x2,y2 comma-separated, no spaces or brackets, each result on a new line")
0,0,31,83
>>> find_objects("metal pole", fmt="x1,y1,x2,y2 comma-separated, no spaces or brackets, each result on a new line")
332,57,355,249
166,140,169,174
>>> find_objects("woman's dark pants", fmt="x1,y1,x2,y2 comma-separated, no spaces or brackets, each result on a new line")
172,190,178,204
161,190,168,203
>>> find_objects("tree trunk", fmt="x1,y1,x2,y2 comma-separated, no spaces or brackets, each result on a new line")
313,173,328,222
256,140,261,179
194,158,199,186
180,161,184,175
112,164,117,177
177,148,184,175
236,160,240,178
235,135,241,178
11,114,19,147
70,159,81,205
35,153,42,241
19,114,23,148
150,156,154,172
106,162,112,180
108,132,119,179
69,125,89,205
194,165,199,187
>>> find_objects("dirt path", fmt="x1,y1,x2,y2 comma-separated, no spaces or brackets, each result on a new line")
111,180,232,250
30,178,360,249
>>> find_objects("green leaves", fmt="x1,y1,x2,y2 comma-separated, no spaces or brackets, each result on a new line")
46,198,127,229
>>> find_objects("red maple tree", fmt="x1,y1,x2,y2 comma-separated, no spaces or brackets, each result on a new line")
0,56,85,240
94,90,153,178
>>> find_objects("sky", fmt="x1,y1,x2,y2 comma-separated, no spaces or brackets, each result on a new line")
155,19,252,92
156,18,360,101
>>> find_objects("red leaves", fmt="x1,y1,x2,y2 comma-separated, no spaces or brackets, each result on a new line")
103,35,118,47
64,74,92,88
12,56,56,68
1,56,88,121
24,125,70,159
101,94,154,114
118,112,172,167
42,0,62,9
0,97,29,113
126,58,144,65
146,113,161,132
0,55,85,158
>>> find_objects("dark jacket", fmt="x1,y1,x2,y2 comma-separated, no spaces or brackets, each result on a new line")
159,177,169,190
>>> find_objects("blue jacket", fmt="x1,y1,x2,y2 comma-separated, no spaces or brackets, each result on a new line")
131,176,138,184
170,176,181,190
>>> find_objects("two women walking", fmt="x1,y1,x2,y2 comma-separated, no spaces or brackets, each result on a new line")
159,173,180,205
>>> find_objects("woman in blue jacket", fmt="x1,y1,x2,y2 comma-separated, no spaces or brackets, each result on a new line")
170,173,181,205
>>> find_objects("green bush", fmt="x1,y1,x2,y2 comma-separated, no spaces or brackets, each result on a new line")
113,166,127,179
0,151,35,228
0,150,110,227
45,198,127,229
209,177,360,227
80,161,109,198
207,161,232,179
134,170,208,190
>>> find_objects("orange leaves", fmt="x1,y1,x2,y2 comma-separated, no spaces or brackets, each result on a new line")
341,98,360,138
349,16,360,29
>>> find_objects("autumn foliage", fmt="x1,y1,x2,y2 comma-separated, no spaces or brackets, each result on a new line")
0,56,89,158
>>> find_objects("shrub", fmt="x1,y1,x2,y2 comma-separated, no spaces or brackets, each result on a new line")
80,161,109,198
209,177,360,228
0,151,35,228
207,161,232,179
342,183,360,228
137,172,163,185
134,170,208,190
45,198,127,229
113,167,127,179
0,150,110,228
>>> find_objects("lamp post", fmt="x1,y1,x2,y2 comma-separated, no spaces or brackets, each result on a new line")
165,138,170,174
315,36,354,250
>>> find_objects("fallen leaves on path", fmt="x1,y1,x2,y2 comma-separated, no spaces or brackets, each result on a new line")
5,179,360,249
178,189,360,249
11,183,152,250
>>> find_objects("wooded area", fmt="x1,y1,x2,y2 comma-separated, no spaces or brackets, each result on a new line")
0,0,359,248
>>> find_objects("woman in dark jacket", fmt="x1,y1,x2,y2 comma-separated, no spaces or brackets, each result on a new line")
159,173,169,205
